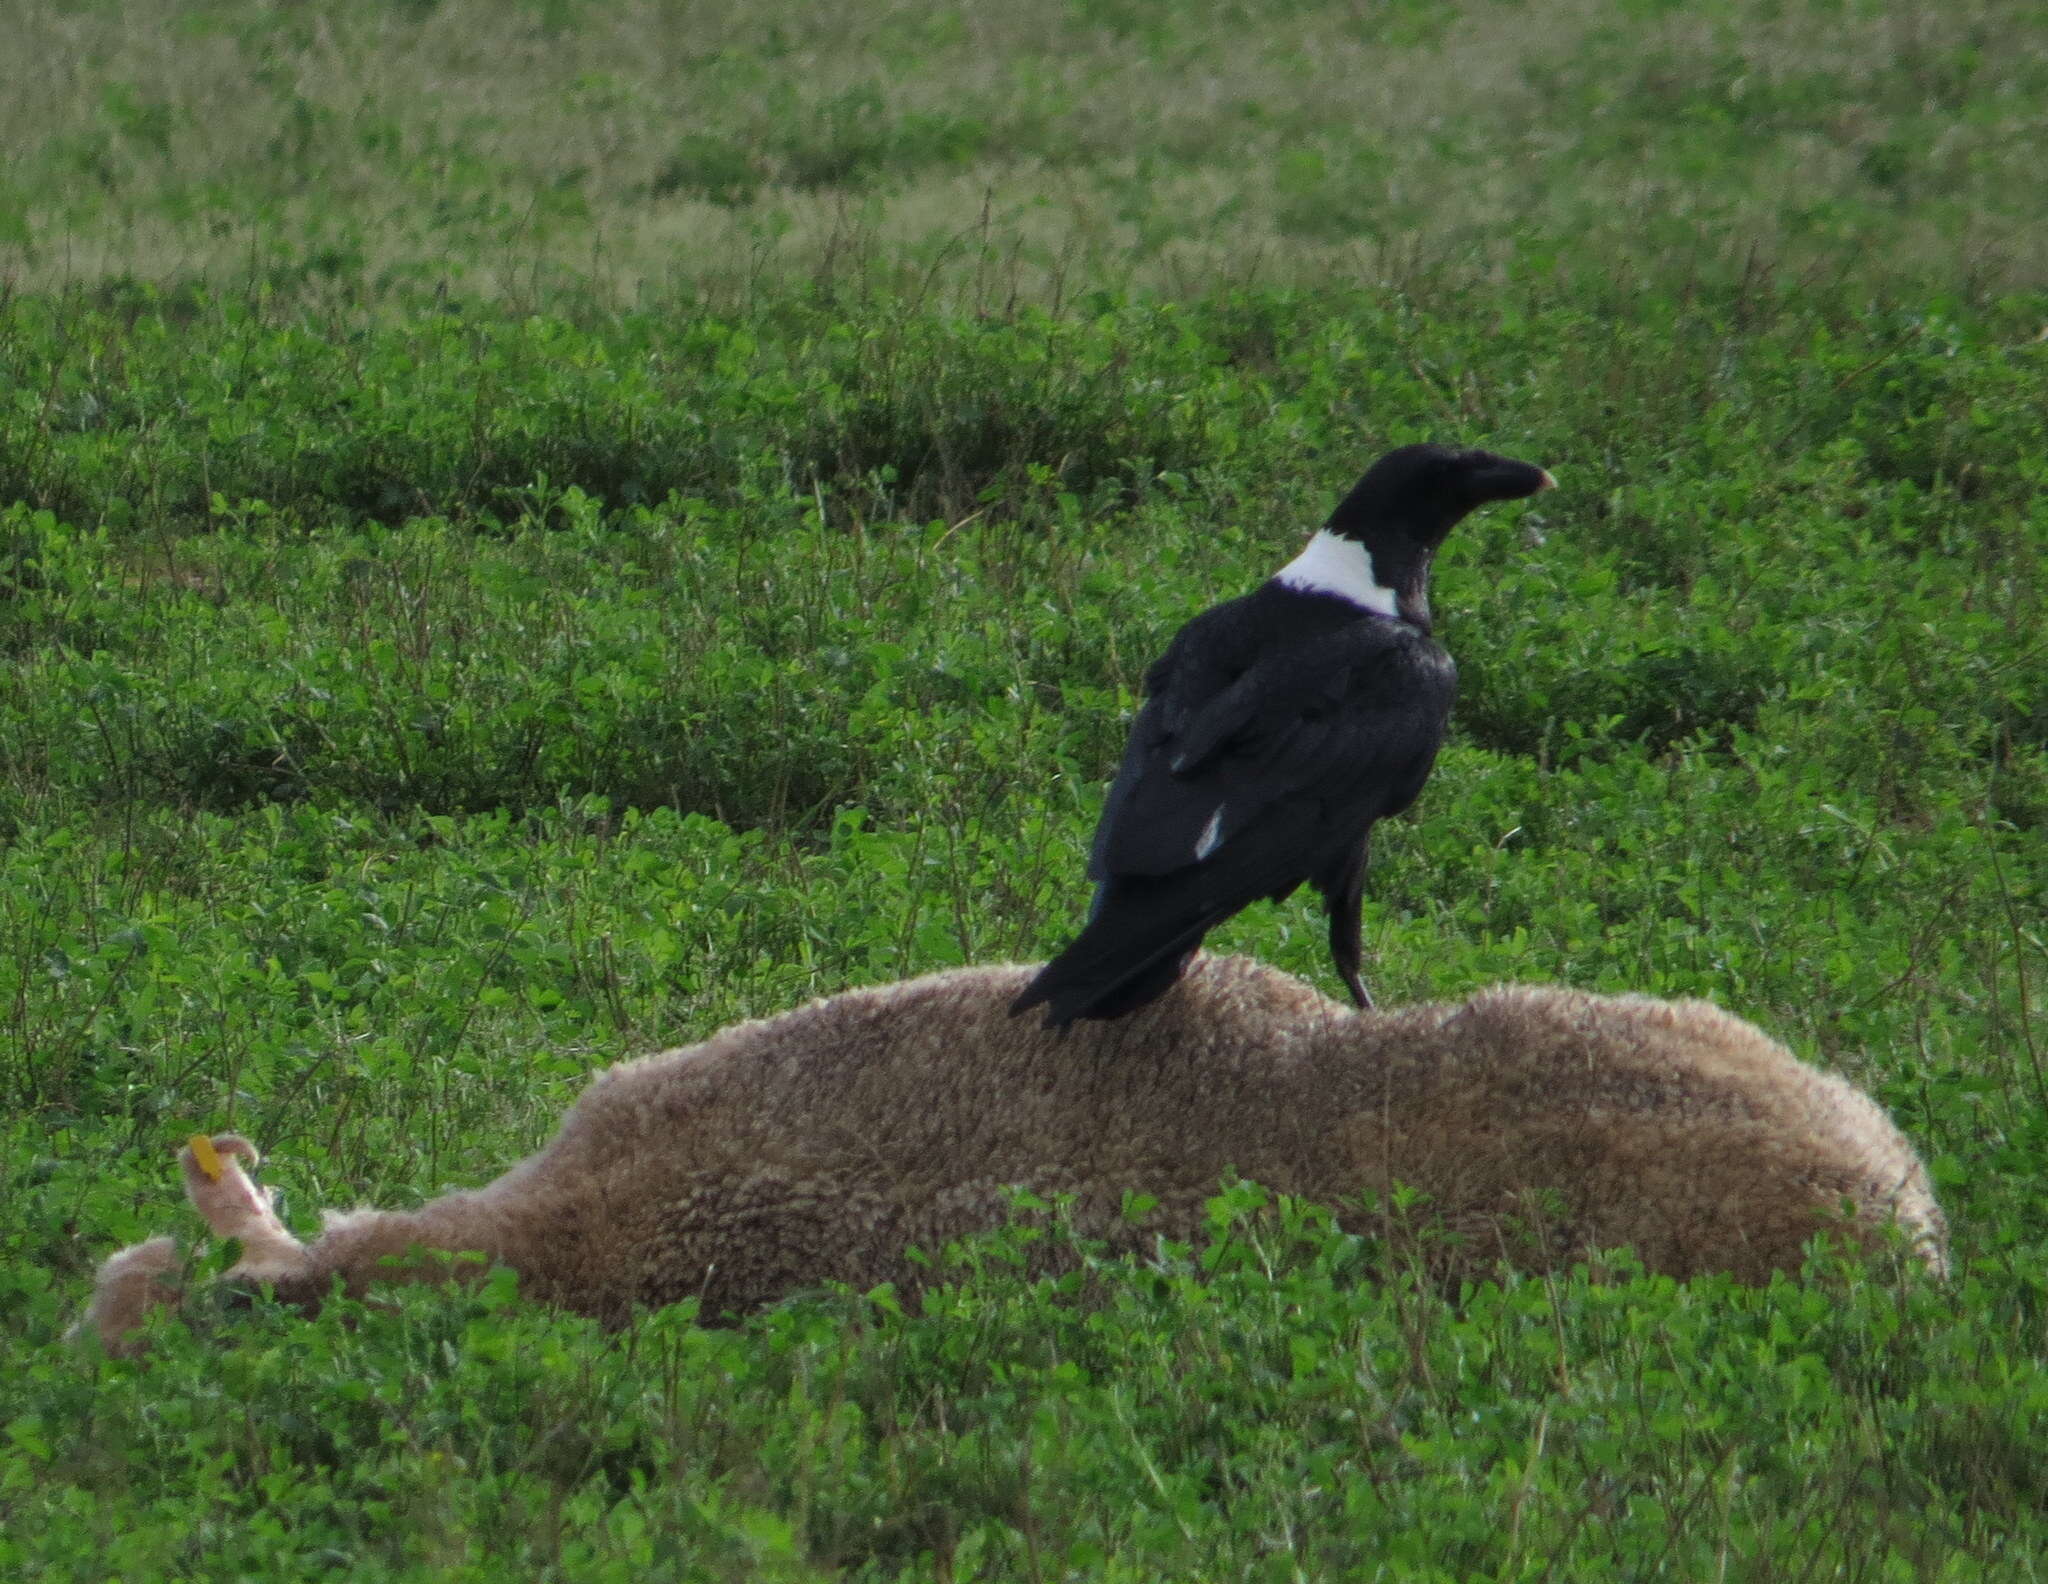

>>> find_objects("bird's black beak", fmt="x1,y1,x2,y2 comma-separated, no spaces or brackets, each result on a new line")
1471,457,1556,503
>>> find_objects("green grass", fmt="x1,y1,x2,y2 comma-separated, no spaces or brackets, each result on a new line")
7,0,2048,308
12,1213,2048,1580
4,0,2048,1576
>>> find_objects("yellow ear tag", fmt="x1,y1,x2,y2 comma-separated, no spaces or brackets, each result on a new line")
188,1134,224,1182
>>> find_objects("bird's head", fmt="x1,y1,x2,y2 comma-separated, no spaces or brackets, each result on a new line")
1329,443,1555,552
1305,444,1555,629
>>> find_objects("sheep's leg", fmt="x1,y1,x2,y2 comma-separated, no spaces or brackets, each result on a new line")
71,1235,185,1356
180,1134,314,1283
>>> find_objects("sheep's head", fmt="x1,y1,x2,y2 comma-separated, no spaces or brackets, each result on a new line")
72,1134,311,1356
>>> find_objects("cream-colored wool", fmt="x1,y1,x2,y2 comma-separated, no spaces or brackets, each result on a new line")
80,956,1946,1353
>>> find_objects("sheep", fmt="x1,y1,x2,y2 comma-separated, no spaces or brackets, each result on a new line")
78,955,1947,1354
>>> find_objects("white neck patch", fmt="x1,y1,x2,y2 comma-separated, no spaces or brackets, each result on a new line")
1273,530,1398,616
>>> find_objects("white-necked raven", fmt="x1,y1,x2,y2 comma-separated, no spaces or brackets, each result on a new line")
1013,444,1554,1027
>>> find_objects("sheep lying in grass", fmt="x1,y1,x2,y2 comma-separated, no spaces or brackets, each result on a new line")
79,955,1946,1353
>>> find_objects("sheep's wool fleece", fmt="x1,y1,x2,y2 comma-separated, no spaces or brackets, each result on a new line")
356,956,1944,1321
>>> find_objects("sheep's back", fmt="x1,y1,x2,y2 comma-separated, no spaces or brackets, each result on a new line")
1319,984,1947,1281
526,960,1943,1313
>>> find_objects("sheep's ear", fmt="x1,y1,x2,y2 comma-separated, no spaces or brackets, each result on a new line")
179,1133,315,1285
187,1133,225,1182
180,1135,278,1240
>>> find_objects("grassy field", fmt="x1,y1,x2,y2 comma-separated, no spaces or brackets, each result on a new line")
9,0,2048,308
4,0,2048,1577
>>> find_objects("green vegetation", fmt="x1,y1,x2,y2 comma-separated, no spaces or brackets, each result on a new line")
4,0,2047,1576
7,0,2048,307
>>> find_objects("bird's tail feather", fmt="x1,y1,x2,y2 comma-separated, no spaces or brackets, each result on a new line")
1009,912,1222,1029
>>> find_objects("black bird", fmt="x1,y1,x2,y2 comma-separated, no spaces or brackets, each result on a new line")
1012,443,1555,1028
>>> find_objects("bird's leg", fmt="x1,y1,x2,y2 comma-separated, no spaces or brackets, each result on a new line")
1337,947,1373,1010
1319,840,1374,1010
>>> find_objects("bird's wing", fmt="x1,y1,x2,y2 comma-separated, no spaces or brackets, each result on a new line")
1091,621,1453,882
